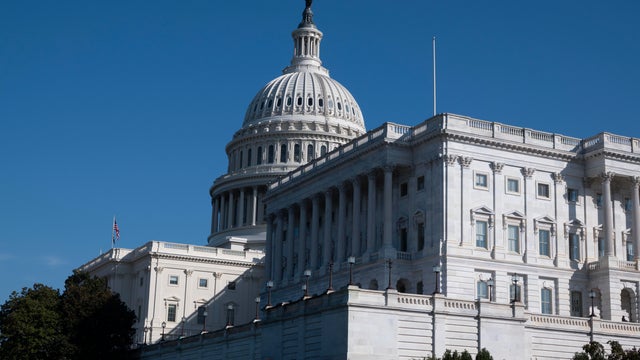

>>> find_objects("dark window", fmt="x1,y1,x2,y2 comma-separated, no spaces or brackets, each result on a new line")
307,144,314,162
476,221,488,248
399,228,408,252
167,304,177,322
286,97,292,106
477,281,488,299
627,241,635,261
197,306,206,324
337,102,342,110
280,144,287,163
598,237,605,257
307,97,313,106
257,146,263,165
567,188,578,202
596,193,603,207
569,233,580,261
276,98,282,107
268,145,275,164
294,144,301,162
417,176,425,191
400,182,408,197
318,98,324,107
297,97,303,106
247,148,252,166
321,145,327,156
541,288,552,314
228,281,236,290
539,229,550,256
417,281,424,295
537,183,550,198
417,223,425,251
238,150,243,169
570,291,582,317
199,278,208,288
268,99,273,108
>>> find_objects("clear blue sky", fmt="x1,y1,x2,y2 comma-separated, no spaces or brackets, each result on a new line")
1,0,639,301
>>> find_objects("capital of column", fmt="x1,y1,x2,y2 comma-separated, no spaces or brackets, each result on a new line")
458,156,473,168
352,176,361,187
383,164,395,173
444,154,458,167
368,170,377,181
552,172,564,184
184,269,193,277
600,172,615,182
631,176,640,188
521,167,536,179
490,162,504,174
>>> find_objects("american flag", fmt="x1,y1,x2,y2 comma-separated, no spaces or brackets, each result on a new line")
113,217,120,243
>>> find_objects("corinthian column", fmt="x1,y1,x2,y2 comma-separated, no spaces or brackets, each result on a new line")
632,177,640,261
366,171,376,253
351,177,362,257
323,189,333,265
383,166,394,249
601,172,615,257
310,195,320,269
336,183,347,264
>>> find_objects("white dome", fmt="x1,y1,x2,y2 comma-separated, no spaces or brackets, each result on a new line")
242,71,365,133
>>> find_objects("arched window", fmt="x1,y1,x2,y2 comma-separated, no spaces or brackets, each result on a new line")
257,146,263,165
286,97,292,106
294,144,301,162
280,144,287,163
297,97,303,106
247,148,252,167
318,98,324,107
268,145,275,164
307,97,313,106
307,144,314,162
396,279,409,293
238,150,243,169
267,99,273,108
321,145,327,156
276,98,282,107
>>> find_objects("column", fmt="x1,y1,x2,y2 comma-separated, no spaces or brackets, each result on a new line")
601,172,615,256
351,177,361,257
383,165,394,248
459,157,472,246
265,215,274,281
323,189,333,265
274,212,284,282
211,196,219,234
286,206,295,279
632,177,640,261
238,188,245,227
251,186,258,226
366,171,376,254
299,200,308,270
336,183,347,264
256,188,264,224
310,195,320,269
228,191,235,229
219,193,226,230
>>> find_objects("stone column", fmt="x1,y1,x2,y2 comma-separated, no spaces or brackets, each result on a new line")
251,186,258,226
351,177,362,257
256,188,264,224
228,191,235,229
632,177,640,261
219,193,226,230
310,195,320,269
366,171,377,254
211,196,219,234
238,188,245,227
265,214,274,280
459,157,472,246
286,206,295,279
274,212,284,282
323,189,333,265
383,165,394,249
601,172,615,256
299,200,308,271
337,183,347,264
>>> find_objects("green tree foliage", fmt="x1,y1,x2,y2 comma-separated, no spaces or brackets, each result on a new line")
442,349,473,360
0,284,68,360
476,348,494,360
0,271,136,360
61,271,136,360
573,341,640,360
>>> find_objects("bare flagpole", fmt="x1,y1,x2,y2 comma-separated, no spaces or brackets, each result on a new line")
433,36,437,116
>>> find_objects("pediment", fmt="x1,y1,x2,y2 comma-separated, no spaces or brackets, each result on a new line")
504,210,525,219
535,215,556,224
164,296,181,302
472,206,494,215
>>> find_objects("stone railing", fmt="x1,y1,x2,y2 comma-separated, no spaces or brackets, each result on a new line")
528,314,590,330
156,241,264,262
396,293,432,307
588,258,638,272
596,319,640,335
582,132,640,153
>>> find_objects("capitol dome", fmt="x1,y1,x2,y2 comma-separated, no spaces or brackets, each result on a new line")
208,0,366,249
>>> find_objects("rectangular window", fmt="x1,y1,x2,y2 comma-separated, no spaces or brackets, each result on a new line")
417,176,425,191
477,281,488,299
475,173,488,189
506,178,520,194
280,144,287,163
169,275,179,286
167,304,177,322
228,281,236,290
627,241,635,262
539,229,550,256
268,145,275,164
537,183,550,199
569,233,580,261
476,221,488,248
567,188,578,202
598,237,605,257
257,146,263,165
399,228,408,252
508,225,520,253
247,148,252,166
197,306,206,324
541,288,552,314
417,223,425,251
199,278,208,288
400,182,408,197
570,291,582,317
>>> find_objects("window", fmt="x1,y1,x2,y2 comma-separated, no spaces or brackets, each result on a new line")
541,288,553,314
475,173,488,189
257,146,263,165
307,144,314,162
476,221,488,248
321,145,327,156
294,144,301,162
238,150,243,169
570,291,582,317
627,241,635,261
596,193,602,207
537,183,550,199
268,145,275,164
297,97,303,106
625,197,633,212
286,96,292,106
199,278,208,288
417,281,424,295
307,97,313,106
399,227,408,252
400,182,408,197
508,225,520,253
167,304,177,322
539,229,550,256
169,275,179,286
417,223,425,251
417,176,425,191
276,98,282,107
318,98,324,107
228,281,236,290
567,188,578,202
598,237,605,258
197,306,206,324
477,280,488,299
506,178,520,194
280,144,287,163
139,277,144,287
247,148,252,166
569,233,580,261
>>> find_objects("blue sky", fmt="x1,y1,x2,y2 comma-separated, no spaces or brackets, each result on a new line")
1,0,639,301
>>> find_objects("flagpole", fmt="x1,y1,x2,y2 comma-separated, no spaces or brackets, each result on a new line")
432,36,437,116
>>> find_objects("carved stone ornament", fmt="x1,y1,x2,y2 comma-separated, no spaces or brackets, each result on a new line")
490,162,504,174
444,155,459,167
521,167,536,178
458,156,473,168
600,172,614,182
552,172,564,184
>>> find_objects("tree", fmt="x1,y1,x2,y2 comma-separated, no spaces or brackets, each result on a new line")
61,271,136,360
0,284,69,360
442,349,473,360
476,348,494,360
573,341,640,360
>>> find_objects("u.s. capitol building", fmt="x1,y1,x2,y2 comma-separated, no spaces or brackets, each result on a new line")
80,1,640,359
